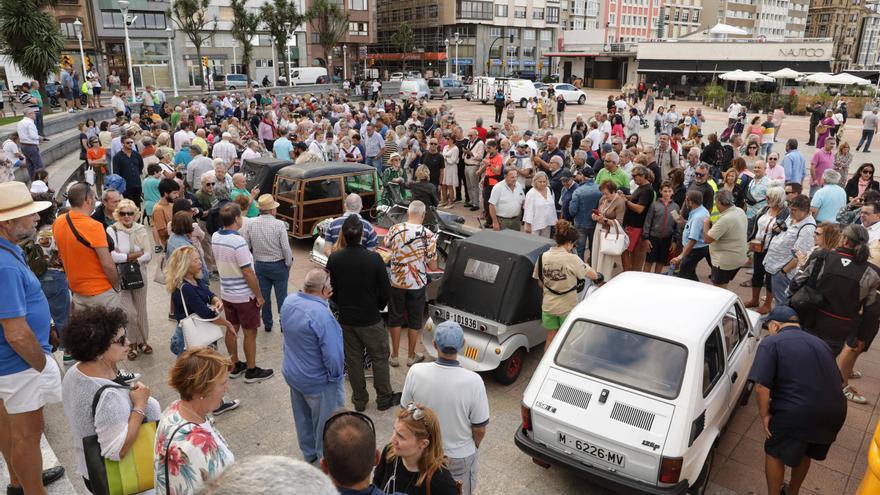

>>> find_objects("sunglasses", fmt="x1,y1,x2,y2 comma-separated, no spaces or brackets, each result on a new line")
118,211,135,217
125,141,134,144
748,146,758,149
112,333,126,346
695,172,706,178
785,190,795,194
863,170,875,175
205,182,216,186
768,157,778,161
404,402,426,422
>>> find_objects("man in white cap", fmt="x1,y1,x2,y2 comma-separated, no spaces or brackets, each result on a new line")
16,108,42,179
242,194,292,332
0,182,65,495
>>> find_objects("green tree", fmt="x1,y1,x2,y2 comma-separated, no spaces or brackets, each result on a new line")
0,0,63,108
391,22,414,73
306,0,349,72
168,0,217,91
230,0,261,84
260,0,304,83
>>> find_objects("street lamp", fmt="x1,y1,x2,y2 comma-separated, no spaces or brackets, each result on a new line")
166,27,179,97
328,53,333,81
73,19,88,78
444,38,449,76
454,32,461,79
342,45,348,80
118,0,137,102
284,21,293,85
485,34,513,76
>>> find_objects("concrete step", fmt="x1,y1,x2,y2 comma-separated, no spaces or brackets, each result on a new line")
0,434,77,495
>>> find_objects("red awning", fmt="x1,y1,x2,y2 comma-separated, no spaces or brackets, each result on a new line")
543,52,598,57
372,52,448,61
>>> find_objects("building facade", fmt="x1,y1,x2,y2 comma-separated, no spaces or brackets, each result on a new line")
562,0,601,30
303,0,374,79
700,0,808,38
855,4,880,69
603,0,664,43
373,0,560,78
806,0,878,71
52,0,101,83
660,0,703,38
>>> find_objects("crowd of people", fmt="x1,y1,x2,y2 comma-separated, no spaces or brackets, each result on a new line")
0,78,878,495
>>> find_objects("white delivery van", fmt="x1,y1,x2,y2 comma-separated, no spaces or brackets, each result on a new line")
290,67,328,85
469,77,538,108
398,78,430,99
516,272,761,495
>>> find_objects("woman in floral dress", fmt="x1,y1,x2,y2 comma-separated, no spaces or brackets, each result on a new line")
155,348,235,495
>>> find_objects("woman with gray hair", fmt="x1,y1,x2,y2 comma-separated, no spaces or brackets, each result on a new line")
744,185,786,314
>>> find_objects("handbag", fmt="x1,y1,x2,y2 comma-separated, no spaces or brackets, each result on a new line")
178,287,225,348
82,385,157,495
816,123,828,135
600,219,629,256
110,228,144,290
790,252,827,313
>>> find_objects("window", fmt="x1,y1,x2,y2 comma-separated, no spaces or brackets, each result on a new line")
428,4,438,16
143,12,167,29
556,320,688,399
348,22,368,35
505,45,518,56
348,0,366,9
522,46,536,57
457,0,493,19
488,26,502,37
533,7,544,19
514,6,527,18
495,3,508,16
673,9,680,21
311,32,321,43
682,10,689,22
692,9,700,22
540,29,551,41
523,28,535,40
415,6,425,17
721,307,748,358
547,6,559,23
402,8,412,19
59,20,78,39
464,259,499,283
703,329,725,397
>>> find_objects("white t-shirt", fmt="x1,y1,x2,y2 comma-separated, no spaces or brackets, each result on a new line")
587,129,604,151
401,361,490,458
727,103,741,119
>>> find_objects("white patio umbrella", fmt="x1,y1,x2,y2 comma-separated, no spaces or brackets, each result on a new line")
830,73,872,86
708,23,749,36
801,72,837,84
767,67,802,80
741,71,774,82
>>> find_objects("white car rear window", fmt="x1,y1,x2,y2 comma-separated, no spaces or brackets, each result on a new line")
555,320,688,399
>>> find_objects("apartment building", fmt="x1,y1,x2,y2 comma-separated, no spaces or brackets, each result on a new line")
603,0,665,43
855,2,880,69
53,0,101,81
806,0,879,71
660,0,703,38
304,0,375,79
700,0,809,38
373,0,560,78
562,0,601,29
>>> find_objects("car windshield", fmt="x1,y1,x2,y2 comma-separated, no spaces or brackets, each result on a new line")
555,320,688,399
227,75,247,81
428,79,441,87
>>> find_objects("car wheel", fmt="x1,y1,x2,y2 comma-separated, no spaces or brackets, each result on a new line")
578,95,586,105
687,450,713,495
481,99,487,105
229,86,235,90
494,347,526,385
443,92,450,100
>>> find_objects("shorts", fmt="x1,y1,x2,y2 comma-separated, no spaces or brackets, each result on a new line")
388,287,426,329
0,356,62,414
542,312,568,330
848,300,880,352
710,266,740,285
222,298,261,329
62,87,73,100
764,432,831,467
624,226,643,253
645,236,672,263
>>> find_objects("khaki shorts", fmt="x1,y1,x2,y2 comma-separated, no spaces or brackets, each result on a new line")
0,355,62,414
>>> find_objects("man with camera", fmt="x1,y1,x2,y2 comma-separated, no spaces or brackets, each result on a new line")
762,194,817,306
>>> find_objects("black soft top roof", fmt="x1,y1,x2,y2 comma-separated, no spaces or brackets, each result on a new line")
458,229,553,260
276,161,376,180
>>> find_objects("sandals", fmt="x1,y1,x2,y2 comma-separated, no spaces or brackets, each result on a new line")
127,344,138,361
850,370,863,379
139,343,153,355
843,385,868,404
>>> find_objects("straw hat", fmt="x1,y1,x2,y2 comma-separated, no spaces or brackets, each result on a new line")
256,194,280,211
0,182,51,222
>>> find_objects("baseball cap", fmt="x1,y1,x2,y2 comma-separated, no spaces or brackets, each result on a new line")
523,130,534,137
762,305,798,328
517,140,528,147
434,320,465,354
579,167,595,179
559,170,574,180
602,143,613,152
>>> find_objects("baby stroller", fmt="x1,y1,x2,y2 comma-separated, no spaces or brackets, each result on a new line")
637,108,650,129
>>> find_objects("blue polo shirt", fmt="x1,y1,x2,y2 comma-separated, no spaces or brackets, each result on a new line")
748,325,846,444
683,205,709,249
0,238,52,376
324,212,378,249
810,184,847,223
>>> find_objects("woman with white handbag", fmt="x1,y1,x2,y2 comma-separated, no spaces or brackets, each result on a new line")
590,180,627,279
165,246,240,416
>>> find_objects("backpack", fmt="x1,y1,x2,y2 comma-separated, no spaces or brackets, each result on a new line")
19,239,48,278
719,145,734,170
205,199,230,236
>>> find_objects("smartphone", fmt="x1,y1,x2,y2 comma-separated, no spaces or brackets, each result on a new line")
671,210,681,221
592,209,600,215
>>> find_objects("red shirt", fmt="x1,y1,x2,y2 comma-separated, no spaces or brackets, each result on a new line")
472,126,488,141
484,153,504,187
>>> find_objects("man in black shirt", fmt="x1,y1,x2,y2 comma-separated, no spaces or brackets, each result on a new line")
112,136,144,207
749,306,846,495
326,215,400,412
422,138,445,187
620,165,654,271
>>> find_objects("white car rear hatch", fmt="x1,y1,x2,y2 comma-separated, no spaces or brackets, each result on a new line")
528,319,687,485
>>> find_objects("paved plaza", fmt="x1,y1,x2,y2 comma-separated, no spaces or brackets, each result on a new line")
6,93,880,494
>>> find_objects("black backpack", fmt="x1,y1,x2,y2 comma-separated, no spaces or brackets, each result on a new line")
205,199,230,236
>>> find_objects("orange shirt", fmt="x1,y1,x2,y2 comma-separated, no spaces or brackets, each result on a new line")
52,210,112,296
152,201,173,246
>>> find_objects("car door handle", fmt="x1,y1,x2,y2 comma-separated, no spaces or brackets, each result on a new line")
731,372,739,384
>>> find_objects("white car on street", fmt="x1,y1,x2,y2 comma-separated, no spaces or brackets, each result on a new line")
551,83,587,105
515,272,761,495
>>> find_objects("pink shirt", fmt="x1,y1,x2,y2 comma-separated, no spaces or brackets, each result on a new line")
811,149,835,186
766,163,785,182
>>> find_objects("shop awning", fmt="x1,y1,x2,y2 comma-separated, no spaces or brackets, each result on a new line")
637,59,832,74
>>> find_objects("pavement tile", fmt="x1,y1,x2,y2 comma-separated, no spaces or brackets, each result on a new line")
818,443,859,476
846,476,865,495
801,461,850,495
835,425,868,454
728,435,767,472
709,457,769,495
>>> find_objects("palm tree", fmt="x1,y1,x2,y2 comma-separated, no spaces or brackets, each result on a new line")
260,0,304,83
0,0,64,108
168,0,216,91
230,0,261,84
306,0,349,73
391,22,414,74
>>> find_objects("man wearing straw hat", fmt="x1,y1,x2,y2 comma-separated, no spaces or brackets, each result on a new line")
242,194,292,333
0,181,65,495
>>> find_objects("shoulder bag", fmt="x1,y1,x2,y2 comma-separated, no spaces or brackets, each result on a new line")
178,286,225,348
537,252,585,295
790,250,826,313
110,227,144,291
162,420,196,495
66,213,116,253
83,384,157,495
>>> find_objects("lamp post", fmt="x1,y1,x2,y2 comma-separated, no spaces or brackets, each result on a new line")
485,34,513,76
73,19,88,79
284,21,292,85
343,45,348,80
118,0,136,102
454,32,461,79
166,27,179,96
444,38,449,76
328,54,333,81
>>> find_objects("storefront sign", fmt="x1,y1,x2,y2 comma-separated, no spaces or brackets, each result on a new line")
453,58,474,65
778,48,825,58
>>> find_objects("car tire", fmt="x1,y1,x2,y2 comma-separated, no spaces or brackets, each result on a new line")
494,347,526,385
444,92,450,100
578,95,586,105
229,86,236,90
687,450,713,495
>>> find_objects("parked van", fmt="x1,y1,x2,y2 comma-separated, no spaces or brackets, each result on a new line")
289,67,328,85
469,77,538,108
428,78,467,99
399,78,430,99
223,73,254,90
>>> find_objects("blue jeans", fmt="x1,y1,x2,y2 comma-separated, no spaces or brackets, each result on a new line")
575,225,595,261
857,129,875,152
289,379,345,462
761,142,773,159
771,271,792,306
255,260,289,330
366,155,383,174
39,269,71,341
